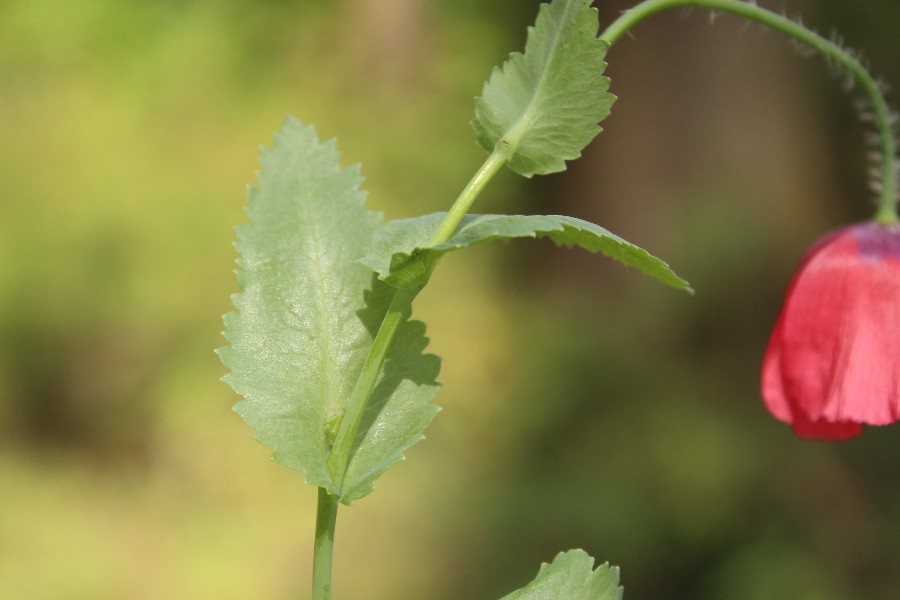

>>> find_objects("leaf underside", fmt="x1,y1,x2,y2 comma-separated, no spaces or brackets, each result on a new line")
360,213,692,292
472,0,615,177
341,291,441,504
499,550,623,600
219,117,439,502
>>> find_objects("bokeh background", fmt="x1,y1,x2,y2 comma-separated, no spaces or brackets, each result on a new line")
2,0,899,598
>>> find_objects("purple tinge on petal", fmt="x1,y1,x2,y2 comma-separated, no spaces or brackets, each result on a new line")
854,222,900,260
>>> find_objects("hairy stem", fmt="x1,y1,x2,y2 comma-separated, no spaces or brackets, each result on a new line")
312,488,339,600
600,0,898,223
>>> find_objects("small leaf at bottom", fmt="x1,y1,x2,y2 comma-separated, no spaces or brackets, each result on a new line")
499,550,623,600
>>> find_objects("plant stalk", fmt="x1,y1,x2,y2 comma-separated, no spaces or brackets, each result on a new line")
312,488,339,600
428,146,510,246
326,285,422,492
326,149,510,494
316,147,508,594
599,0,898,223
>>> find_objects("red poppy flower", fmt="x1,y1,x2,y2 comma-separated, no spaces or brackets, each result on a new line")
762,221,900,441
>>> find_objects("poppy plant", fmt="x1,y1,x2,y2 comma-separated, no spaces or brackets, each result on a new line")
762,221,900,441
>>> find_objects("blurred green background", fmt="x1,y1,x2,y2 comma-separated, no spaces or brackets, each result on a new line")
2,0,899,598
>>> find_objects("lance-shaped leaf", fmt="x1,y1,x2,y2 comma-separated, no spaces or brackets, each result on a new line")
360,213,692,292
499,550,623,600
472,0,615,177
219,117,440,500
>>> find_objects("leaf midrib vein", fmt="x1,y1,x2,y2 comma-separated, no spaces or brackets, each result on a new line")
504,0,579,148
298,175,337,440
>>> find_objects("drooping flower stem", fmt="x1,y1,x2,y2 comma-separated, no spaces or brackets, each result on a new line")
312,488,340,600
600,0,899,224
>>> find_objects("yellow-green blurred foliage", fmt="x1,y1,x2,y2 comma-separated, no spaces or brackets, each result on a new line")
1,1,899,598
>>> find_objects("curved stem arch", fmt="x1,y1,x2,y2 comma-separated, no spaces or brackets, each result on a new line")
600,0,899,224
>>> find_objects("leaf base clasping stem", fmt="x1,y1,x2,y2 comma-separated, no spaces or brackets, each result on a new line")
428,146,510,246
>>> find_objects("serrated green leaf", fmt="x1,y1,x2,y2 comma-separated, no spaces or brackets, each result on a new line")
219,117,377,490
360,213,691,292
219,117,440,500
472,0,615,177
499,550,623,600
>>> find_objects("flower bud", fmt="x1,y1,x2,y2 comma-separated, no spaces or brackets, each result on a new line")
762,221,900,440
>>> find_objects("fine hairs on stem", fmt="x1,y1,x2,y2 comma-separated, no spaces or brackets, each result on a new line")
599,0,899,222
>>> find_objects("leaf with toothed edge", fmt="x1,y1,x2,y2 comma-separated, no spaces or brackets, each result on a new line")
472,0,615,177
360,213,692,292
499,550,623,600
218,116,440,502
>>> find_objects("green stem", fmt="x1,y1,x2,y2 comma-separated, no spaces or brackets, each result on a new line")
318,150,506,595
599,0,898,223
319,97,510,600
428,146,510,246
326,285,422,491
327,137,509,496
312,488,339,600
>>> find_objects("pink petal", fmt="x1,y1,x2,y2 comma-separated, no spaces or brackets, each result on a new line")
760,222,900,440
